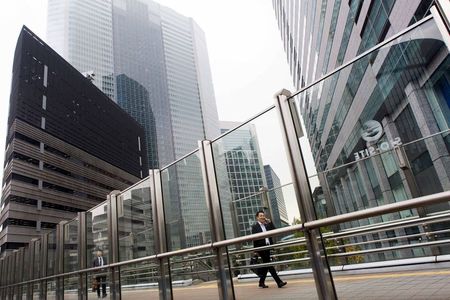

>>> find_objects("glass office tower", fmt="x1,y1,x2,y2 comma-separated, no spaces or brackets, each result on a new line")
220,121,270,237
47,0,115,99
48,0,221,248
273,0,450,260
264,165,289,228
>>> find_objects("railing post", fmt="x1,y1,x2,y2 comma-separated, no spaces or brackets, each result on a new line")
78,212,87,300
28,239,36,300
17,247,24,300
107,191,121,299
0,257,5,300
40,234,48,299
56,221,66,300
274,89,337,300
150,169,173,300
198,140,235,300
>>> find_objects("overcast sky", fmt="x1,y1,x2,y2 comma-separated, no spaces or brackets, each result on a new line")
0,0,317,221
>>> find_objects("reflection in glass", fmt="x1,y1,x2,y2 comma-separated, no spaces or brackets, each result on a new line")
213,116,294,242
170,250,220,300
292,15,450,282
119,261,160,299
161,151,210,251
118,178,155,261
64,219,78,273
86,203,109,267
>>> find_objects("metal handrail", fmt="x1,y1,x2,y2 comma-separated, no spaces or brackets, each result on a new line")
287,15,433,99
1,190,449,289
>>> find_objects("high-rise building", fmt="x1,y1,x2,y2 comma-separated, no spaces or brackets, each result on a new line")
46,0,115,99
273,0,450,260
0,27,148,255
264,165,289,228
47,0,221,168
220,121,270,237
47,1,221,249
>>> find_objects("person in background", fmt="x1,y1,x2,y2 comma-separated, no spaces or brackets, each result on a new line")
92,249,107,298
251,210,287,289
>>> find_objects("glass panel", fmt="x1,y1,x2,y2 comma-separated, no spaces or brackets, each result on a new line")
212,109,309,299
64,219,79,273
161,150,210,251
230,234,318,299
33,282,43,300
170,249,220,299
118,178,155,261
63,275,78,300
86,203,110,267
119,260,160,299
42,281,52,300
212,109,297,240
292,17,450,299
47,231,57,276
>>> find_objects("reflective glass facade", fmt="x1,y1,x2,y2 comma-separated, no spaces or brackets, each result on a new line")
274,0,450,261
47,0,115,99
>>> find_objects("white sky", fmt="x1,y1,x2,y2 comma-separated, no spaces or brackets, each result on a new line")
0,0,318,222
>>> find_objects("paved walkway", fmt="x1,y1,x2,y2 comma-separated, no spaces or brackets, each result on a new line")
60,267,450,299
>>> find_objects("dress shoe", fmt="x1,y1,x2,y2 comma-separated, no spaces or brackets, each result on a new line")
258,284,269,288
278,281,287,288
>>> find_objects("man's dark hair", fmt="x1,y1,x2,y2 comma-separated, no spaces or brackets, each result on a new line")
255,210,265,218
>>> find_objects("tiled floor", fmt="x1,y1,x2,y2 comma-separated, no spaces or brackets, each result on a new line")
58,267,450,299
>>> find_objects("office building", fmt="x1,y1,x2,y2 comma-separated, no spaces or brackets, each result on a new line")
46,0,115,99
220,121,270,237
47,0,220,167
273,0,450,260
0,27,148,255
47,0,221,248
264,165,289,228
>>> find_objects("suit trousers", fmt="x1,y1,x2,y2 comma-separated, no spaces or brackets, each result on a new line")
96,275,107,297
257,250,282,285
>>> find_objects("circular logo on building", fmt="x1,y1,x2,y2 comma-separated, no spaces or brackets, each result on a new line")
361,120,383,142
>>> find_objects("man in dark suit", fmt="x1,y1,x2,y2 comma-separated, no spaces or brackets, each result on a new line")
92,250,107,298
251,210,287,289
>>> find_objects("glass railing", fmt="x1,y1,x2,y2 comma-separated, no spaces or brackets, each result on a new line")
289,14,450,298
0,11,448,300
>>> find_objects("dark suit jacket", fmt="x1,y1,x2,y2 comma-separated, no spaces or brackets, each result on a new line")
251,222,276,248
92,256,107,268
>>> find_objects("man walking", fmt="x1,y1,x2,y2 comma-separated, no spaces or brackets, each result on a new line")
251,210,287,289
92,249,107,298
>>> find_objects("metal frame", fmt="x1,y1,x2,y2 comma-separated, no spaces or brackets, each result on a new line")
17,248,24,300
108,191,121,300
1,191,450,294
78,212,87,300
150,169,172,300
274,89,337,300
56,221,66,300
1,10,450,300
199,140,235,300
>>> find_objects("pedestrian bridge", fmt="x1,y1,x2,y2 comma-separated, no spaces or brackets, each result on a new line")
1,4,450,299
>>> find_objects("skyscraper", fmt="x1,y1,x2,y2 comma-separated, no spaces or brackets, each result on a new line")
220,121,269,237
47,0,221,249
0,26,148,255
47,0,115,99
264,165,289,228
273,0,450,260
47,0,221,168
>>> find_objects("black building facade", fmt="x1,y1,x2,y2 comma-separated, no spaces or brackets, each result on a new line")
0,27,148,254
